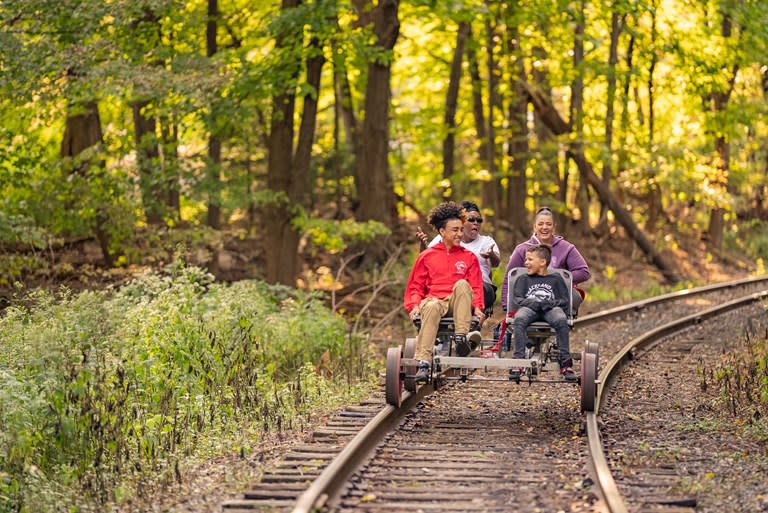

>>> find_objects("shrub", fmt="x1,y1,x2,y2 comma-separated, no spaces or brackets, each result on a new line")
0,263,376,512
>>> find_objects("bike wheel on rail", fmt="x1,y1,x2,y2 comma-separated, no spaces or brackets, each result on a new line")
385,345,403,407
403,338,417,393
431,361,442,390
580,350,597,412
585,340,599,364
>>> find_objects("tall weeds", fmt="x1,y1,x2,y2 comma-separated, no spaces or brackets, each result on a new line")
0,264,375,512
698,318,768,439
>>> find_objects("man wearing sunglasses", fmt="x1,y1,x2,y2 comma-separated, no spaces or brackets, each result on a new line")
417,200,501,313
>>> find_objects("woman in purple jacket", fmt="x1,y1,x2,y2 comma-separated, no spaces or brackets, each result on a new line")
501,206,590,314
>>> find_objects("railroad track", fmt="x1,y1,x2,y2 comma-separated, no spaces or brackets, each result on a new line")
222,275,768,513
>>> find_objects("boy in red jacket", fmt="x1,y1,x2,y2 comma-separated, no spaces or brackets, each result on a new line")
404,201,485,380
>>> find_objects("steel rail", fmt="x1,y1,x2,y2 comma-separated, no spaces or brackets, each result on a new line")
291,385,432,513
574,274,768,328
585,288,768,513
287,275,768,513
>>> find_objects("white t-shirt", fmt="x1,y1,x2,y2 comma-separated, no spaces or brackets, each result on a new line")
429,234,500,284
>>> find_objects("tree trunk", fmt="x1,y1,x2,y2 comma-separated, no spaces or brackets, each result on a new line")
331,15,359,213
207,0,222,229
754,66,768,219
707,134,729,249
466,26,492,209
331,17,359,165
61,101,114,266
159,116,180,219
758,151,768,220
291,32,325,221
647,2,656,147
442,21,469,181
570,0,589,232
482,1,501,215
265,1,325,286
128,5,173,226
132,100,164,225
569,1,584,137
207,136,222,229
705,11,737,250
333,47,358,149
354,0,399,225
505,19,528,236
61,102,104,159
531,46,561,212
266,88,296,283
332,69,342,215
618,32,635,176
523,81,680,284
598,10,624,229
265,0,301,285
645,2,663,232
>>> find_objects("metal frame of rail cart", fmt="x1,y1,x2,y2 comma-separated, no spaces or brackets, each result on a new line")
385,267,599,412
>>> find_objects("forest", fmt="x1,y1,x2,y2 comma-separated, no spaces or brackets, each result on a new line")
2,0,768,289
2,0,768,511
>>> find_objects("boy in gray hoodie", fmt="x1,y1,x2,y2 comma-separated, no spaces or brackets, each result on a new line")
509,244,576,382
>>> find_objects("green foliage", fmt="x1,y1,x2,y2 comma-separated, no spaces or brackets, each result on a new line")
0,263,376,512
295,216,391,253
1,0,768,246
0,212,48,249
724,219,768,263
585,266,701,303
698,321,768,440
0,254,47,287
0,96,138,260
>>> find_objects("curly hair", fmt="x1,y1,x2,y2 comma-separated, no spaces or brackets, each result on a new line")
427,201,466,230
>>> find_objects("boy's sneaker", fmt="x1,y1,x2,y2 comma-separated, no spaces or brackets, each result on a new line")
508,367,525,380
454,334,471,357
560,367,578,382
415,360,430,382
467,331,482,351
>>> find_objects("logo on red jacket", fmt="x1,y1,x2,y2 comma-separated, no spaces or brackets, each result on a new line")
455,260,467,274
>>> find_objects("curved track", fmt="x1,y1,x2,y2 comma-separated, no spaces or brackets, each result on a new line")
585,288,768,513
221,275,768,513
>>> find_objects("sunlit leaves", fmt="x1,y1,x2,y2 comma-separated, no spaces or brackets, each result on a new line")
2,0,768,254
295,216,390,253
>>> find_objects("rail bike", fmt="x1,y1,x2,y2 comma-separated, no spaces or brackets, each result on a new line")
385,268,599,412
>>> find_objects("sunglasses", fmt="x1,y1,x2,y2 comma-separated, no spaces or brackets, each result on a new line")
466,216,483,224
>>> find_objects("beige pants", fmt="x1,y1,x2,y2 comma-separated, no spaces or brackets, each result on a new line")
416,279,473,360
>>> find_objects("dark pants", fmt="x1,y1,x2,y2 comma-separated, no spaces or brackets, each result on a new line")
513,306,571,368
571,288,583,315
483,282,496,314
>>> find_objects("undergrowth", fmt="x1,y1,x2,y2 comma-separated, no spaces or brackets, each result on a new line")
586,264,702,303
0,262,377,513
698,317,768,441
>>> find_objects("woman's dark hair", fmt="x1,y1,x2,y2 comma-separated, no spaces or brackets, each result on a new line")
533,206,556,227
525,243,552,265
461,200,480,214
428,201,466,230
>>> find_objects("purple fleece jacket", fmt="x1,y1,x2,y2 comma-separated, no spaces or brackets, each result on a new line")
501,235,591,311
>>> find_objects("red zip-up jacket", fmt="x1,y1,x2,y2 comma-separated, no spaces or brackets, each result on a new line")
403,242,484,311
